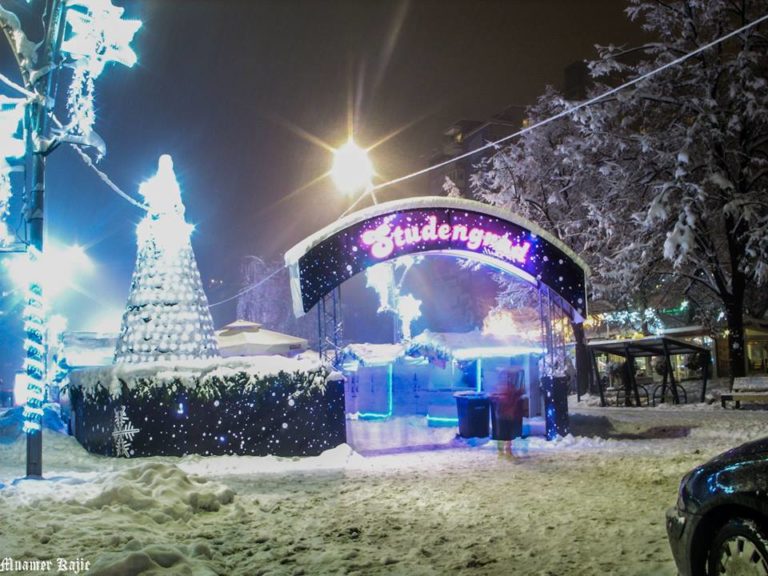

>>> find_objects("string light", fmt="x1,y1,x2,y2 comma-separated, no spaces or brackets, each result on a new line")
22,248,45,434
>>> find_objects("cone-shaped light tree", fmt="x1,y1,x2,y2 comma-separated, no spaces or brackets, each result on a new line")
115,155,219,363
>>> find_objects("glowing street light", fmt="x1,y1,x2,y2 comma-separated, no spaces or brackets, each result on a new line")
4,241,94,301
0,0,141,479
331,138,374,196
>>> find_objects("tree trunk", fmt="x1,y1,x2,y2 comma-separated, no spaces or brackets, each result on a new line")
571,321,589,395
725,298,747,379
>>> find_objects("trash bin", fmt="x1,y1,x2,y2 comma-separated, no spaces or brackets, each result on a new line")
541,376,570,440
489,391,524,441
453,391,490,438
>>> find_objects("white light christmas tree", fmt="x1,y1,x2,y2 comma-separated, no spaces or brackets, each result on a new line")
114,155,219,364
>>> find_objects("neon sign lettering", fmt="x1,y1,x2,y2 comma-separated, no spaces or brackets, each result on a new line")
360,215,531,263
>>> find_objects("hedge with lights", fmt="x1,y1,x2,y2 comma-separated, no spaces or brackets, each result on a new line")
68,366,346,458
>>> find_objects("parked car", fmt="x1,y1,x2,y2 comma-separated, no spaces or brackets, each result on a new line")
666,437,768,575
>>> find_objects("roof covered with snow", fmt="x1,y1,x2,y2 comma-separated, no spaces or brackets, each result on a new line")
62,331,118,368
408,329,543,360
216,320,308,357
342,343,405,366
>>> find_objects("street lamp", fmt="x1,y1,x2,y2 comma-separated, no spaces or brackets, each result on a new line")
0,0,140,478
316,138,375,365
331,138,374,197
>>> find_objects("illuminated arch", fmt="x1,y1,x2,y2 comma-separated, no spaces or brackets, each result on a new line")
285,197,590,322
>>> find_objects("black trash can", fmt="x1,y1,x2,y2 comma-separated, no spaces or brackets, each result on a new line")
489,392,524,441
453,391,490,438
541,376,570,440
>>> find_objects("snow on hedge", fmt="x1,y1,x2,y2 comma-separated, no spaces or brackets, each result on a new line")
69,354,342,400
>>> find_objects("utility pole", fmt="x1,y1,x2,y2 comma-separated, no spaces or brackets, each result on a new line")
2,0,140,478
24,0,66,478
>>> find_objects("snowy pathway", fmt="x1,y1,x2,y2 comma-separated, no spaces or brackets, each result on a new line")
0,403,766,575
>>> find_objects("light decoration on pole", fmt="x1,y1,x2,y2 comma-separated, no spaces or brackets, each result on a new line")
114,155,219,364
3,243,92,429
331,138,373,196
1,0,142,475
21,248,45,433
60,0,141,144
0,97,25,246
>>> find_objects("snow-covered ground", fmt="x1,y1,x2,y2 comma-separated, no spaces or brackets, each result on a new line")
0,386,767,575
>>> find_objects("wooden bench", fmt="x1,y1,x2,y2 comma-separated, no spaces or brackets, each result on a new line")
720,376,768,408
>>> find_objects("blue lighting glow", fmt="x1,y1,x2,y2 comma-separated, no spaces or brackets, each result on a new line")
454,345,545,361
22,249,45,435
426,415,459,426
706,463,739,495
358,363,393,420
476,357,483,392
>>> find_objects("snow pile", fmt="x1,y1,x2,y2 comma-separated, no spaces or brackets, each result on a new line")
0,461,236,576
178,443,368,476
85,462,235,523
88,540,219,576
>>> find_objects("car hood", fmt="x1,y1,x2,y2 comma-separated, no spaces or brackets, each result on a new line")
680,436,768,514
709,436,768,465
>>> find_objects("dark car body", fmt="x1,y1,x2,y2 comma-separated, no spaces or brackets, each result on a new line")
666,437,768,575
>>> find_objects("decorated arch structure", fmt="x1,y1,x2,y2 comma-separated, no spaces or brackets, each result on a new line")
285,196,589,323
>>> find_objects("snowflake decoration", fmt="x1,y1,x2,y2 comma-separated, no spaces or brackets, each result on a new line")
112,405,139,457
60,0,142,140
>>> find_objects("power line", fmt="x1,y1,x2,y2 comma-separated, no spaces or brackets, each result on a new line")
68,144,148,211
208,266,284,308
209,13,768,309
370,12,768,193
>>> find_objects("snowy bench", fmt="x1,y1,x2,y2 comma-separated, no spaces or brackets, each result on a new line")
720,376,768,409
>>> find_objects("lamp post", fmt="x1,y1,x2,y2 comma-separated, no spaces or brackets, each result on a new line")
331,138,378,218
315,139,376,365
331,138,374,198
20,0,67,478
1,0,141,477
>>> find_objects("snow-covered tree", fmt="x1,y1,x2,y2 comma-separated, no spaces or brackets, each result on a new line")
236,256,291,330
236,255,318,342
475,0,768,378
114,155,218,364
471,90,661,392
583,0,768,377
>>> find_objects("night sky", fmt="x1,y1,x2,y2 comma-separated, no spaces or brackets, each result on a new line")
0,0,647,383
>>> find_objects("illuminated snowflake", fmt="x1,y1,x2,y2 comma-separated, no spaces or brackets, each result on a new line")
112,405,140,458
